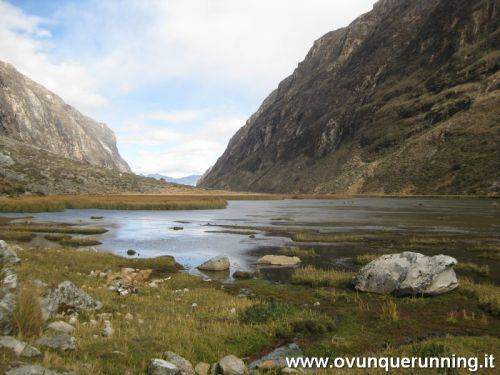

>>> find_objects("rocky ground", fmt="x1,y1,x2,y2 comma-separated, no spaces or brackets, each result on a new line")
0,228,499,374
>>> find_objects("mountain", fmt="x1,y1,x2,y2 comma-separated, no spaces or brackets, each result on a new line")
0,60,167,195
146,174,202,186
0,60,130,172
199,0,500,195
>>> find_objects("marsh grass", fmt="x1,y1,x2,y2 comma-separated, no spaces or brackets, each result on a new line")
59,237,102,247
2,225,108,235
460,278,500,316
0,195,228,213
354,253,381,265
277,247,316,258
291,265,354,288
455,262,490,277
44,234,72,242
292,232,363,243
380,299,399,322
11,285,44,339
0,230,35,242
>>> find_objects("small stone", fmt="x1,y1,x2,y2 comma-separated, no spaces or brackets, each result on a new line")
229,308,236,314
48,321,75,334
125,313,133,320
68,316,78,326
164,351,195,375
191,303,198,308
313,302,320,306
102,320,114,337
171,227,184,231
195,362,210,375
148,359,181,375
33,279,48,288
127,249,137,256
249,344,303,370
218,355,248,375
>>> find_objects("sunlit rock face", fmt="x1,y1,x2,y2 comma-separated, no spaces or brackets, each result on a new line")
199,0,499,195
0,60,130,173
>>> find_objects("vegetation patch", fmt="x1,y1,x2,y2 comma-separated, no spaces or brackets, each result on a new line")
460,278,500,316
0,230,35,242
0,195,228,213
292,232,364,243
455,262,490,277
44,233,72,242
3,225,108,235
11,285,44,339
291,266,354,288
59,237,102,247
354,253,381,265
239,300,294,324
277,247,316,258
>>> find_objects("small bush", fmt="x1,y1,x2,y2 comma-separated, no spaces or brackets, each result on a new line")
292,319,335,335
240,301,293,324
291,266,354,288
11,286,44,339
381,300,399,322
354,253,381,266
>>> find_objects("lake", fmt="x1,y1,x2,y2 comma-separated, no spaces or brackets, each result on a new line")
3,197,498,276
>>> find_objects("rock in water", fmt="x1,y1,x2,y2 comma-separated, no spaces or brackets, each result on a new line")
197,256,230,271
353,252,458,296
257,255,301,267
217,355,248,375
148,359,181,375
164,351,195,375
249,343,303,370
43,281,102,317
0,241,21,264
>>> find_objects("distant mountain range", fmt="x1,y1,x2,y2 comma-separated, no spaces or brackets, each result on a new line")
145,174,202,186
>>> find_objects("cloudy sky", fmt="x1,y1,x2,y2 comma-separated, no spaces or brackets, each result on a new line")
0,0,376,177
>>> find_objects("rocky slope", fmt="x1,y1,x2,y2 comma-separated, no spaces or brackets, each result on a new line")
199,0,500,195
0,60,130,173
0,136,167,195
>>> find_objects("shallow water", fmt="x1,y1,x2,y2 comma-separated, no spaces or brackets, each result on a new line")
2,198,498,274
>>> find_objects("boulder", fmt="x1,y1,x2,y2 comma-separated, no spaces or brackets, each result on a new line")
148,359,181,375
164,351,195,375
0,335,41,357
194,362,210,375
36,333,76,351
217,355,248,375
42,281,102,317
249,343,303,370
197,256,230,271
353,252,459,296
257,255,301,267
0,240,20,264
47,321,75,334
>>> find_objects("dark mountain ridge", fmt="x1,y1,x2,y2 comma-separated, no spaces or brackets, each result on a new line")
199,0,499,195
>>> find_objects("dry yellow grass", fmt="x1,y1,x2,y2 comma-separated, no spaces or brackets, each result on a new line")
291,265,355,288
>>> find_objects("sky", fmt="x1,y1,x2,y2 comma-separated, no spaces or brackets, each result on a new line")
0,0,377,178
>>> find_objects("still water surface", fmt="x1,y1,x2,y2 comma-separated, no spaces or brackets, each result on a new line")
4,198,498,273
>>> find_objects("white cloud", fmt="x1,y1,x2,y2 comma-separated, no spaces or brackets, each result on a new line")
0,0,107,112
147,110,200,124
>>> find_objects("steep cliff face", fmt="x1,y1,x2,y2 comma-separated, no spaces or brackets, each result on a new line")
0,61,130,173
199,0,500,195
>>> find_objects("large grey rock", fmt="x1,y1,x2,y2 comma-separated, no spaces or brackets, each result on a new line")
353,252,459,296
42,281,102,317
164,351,195,375
0,240,21,264
197,256,230,271
36,333,76,351
47,321,75,334
148,359,181,375
217,355,248,375
0,292,16,334
0,335,41,357
249,343,303,370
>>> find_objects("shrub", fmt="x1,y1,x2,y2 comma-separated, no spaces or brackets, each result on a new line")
11,286,44,339
381,300,399,322
239,301,293,324
460,278,499,316
292,319,335,335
